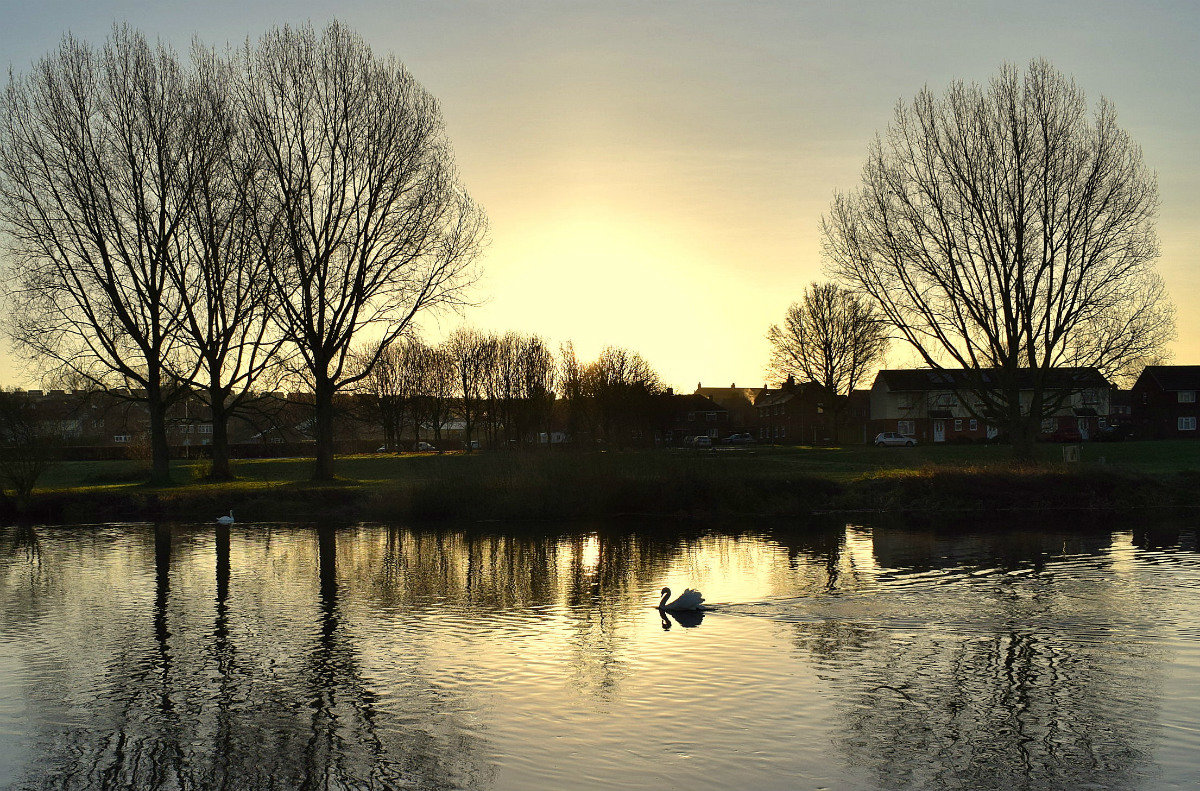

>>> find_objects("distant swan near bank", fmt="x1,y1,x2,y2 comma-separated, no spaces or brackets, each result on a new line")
217,510,234,525
658,587,706,611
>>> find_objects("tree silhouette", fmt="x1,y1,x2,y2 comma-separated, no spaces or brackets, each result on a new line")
241,22,485,480
824,60,1174,459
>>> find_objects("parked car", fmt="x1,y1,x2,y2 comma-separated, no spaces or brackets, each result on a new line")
1096,423,1133,442
874,432,917,447
415,441,437,452
693,436,713,448
722,433,756,445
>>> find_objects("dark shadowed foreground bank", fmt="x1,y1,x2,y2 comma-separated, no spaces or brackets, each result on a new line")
9,449,1199,524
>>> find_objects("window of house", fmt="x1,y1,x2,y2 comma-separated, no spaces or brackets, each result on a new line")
113,435,130,443
706,412,717,421
199,424,213,434
1082,389,1099,404
1179,391,1196,403
688,412,696,421
969,419,978,431
935,393,956,407
1098,417,1107,429
954,419,963,431
1178,416,1197,431
897,420,915,434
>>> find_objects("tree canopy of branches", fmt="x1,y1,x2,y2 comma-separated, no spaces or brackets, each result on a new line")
767,282,888,422
0,27,214,483
560,345,665,448
242,22,485,479
172,47,287,480
822,60,1174,459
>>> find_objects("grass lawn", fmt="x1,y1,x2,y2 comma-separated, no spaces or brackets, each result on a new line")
34,439,1200,493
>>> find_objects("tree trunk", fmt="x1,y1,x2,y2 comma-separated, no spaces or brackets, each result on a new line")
1008,391,1036,464
313,377,336,481
208,386,233,481
146,386,172,485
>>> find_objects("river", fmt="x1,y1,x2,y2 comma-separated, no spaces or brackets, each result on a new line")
1,519,1197,790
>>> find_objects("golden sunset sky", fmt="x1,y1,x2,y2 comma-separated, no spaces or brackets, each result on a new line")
1,1,1196,392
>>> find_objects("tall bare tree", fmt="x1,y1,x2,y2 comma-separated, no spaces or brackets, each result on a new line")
767,282,888,425
587,346,664,448
0,28,213,483
170,46,288,480
241,22,485,479
823,60,1174,459
443,328,492,452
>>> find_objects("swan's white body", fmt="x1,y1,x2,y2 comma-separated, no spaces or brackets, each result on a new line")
658,586,705,611
217,510,234,525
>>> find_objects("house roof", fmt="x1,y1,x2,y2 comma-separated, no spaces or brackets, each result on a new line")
1135,365,1200,392
671,394,727,413
873,367,1109,392
694,386,764,409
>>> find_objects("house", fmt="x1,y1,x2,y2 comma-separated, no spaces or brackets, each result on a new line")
1130,366,1200,439
694,383,766,434
868,367,1111,443
660,393,729,445
754,375,840,445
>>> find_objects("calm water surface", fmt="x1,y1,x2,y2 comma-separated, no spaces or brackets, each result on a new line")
1,520,1198,790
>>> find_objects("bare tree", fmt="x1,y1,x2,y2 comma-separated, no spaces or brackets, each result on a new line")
0,389,58,510
423,344,456,450
0,28,214,483
354,335,433,451
515,334,557,446
240,22,485,480
443,328,492,451
170,46,288,480
768,282,888,427
823,60,1174,459
588,346,665,448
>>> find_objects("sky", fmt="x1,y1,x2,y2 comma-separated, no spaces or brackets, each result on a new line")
0,0,1197,393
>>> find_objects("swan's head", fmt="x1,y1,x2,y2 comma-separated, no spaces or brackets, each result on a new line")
660,587,670,595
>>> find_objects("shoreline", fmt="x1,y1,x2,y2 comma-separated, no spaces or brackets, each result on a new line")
9,462,1194,526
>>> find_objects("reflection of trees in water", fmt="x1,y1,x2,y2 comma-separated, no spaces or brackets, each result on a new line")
837,628,1156,790
1133,520,1197,552
344,525,699,703
6,523,491,791
806,524,1160,791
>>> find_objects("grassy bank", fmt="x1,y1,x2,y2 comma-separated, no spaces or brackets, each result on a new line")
11,440,1200,524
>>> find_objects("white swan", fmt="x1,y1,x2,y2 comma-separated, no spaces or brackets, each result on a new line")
658,586,705,611
217,510,234,525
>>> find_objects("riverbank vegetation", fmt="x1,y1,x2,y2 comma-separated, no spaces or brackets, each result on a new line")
10,440,1200,524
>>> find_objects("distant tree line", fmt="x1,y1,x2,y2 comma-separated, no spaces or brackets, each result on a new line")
0,21,484,482
355,331,671,451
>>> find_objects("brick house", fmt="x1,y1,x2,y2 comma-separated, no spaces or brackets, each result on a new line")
660,393,729,445
694,383,765,434
868,368,1111,443
1130,366,1200,439
754,376,832,444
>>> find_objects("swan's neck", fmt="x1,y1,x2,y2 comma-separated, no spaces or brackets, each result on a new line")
658,588,670,609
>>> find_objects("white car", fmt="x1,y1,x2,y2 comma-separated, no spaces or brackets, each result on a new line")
874,432,917,447
693,436,713,448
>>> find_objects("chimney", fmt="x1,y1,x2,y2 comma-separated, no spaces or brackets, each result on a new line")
730,382,735,388
785,374,796,390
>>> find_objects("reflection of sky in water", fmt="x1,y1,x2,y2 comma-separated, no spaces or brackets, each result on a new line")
0,522,1197,790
